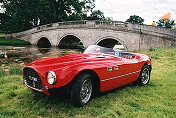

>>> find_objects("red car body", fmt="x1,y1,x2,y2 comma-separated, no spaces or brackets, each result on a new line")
23,47,152,96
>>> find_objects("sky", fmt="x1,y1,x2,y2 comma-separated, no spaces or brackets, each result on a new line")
94,0,176,25
1,1,176,25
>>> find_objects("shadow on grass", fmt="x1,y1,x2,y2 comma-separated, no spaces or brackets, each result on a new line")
27,82,152,107
96,83,137,96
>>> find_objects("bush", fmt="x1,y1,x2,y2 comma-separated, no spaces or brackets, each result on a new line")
0,36,31,46
126,15,144,24
149,47,155,51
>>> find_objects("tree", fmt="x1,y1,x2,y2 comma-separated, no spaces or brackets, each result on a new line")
126,15,144,24
0,0,95,33
104,17,113,21
157,19,175,29
0,0,54,32
89,10,105,20
88,10,113,21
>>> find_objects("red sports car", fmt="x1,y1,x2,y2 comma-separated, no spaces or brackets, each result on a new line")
23,45,152,107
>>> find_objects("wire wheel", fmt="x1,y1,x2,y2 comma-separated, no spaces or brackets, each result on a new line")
137,65,151,85
71,73,93,107
80,78,92,104
141,68,150,85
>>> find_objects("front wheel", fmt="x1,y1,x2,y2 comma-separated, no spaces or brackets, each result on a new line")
137,65,151,85
71,73,92,107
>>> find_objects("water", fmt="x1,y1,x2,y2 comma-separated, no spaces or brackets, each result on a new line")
0,46,83,70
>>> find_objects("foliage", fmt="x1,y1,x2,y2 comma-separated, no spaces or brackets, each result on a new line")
104,17,113,21
126,15,144,24
89,10,105,20
0,33,5,37
88,10,113,21
149,47,155,52
0,46,176,117
0,0,95,33
157,19,175,29
0,36,31,46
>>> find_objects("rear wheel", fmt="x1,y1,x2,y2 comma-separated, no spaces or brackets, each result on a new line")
71,73,92,107
137,65,151,85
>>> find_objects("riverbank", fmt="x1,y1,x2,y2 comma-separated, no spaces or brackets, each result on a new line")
0,34,31,46
0,46,176,117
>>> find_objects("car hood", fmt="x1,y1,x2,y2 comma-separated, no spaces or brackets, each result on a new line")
25,53,115,72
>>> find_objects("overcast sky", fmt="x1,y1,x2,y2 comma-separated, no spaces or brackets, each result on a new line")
1,1,176,25
94,0,176,25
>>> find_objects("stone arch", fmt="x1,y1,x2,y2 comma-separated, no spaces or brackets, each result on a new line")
58,34,85,48
37,37,52,48
96,36,128,50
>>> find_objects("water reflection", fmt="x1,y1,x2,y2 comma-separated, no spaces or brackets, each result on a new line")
0,46,83,68
38,48,51,54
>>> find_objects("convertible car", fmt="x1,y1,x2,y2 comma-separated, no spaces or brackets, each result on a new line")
23,45,152,107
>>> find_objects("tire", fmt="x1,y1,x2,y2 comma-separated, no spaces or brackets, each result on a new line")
71,73,93,107
137,64,151,85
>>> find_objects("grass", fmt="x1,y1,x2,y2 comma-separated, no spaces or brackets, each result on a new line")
0,64,23,77
0,33,31,46
0,46,176,118
0,33,5,37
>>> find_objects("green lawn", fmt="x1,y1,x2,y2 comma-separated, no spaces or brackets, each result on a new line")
0,33,5,37
0,46,176,118
0,34,31,46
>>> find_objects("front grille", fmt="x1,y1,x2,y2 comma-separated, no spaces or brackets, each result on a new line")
23,68,43,91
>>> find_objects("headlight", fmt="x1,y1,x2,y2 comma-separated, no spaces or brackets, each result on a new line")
47,71,56,85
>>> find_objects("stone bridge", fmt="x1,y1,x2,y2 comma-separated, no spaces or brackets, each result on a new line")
6,20,176,51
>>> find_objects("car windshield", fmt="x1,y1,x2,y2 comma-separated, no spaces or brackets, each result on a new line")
84,45,136,59
83,45,120,56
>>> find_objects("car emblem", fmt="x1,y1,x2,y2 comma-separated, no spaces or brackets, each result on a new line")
33,81,36,88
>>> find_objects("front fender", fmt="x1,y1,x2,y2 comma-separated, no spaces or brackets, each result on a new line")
49,63,100,89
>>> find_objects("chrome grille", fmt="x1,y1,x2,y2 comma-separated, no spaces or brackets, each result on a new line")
23,68,43,91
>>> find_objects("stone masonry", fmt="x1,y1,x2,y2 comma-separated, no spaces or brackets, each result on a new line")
6,20,176,51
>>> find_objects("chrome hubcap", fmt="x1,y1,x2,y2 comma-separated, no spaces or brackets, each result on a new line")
141,68,150,84
80,79,92,104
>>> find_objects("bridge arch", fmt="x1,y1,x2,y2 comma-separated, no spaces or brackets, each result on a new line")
37,37,52,48
58,34,85,49
96,36,128,50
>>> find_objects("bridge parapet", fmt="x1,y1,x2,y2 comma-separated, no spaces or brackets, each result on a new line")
128,23,176,39
7,20,176,40
5,20,176,51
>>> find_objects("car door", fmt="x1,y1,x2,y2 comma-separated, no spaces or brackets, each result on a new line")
99,56,125,92
121,57,140,83
111,57,126,87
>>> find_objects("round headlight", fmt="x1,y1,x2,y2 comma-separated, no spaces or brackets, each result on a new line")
47,71,56,85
